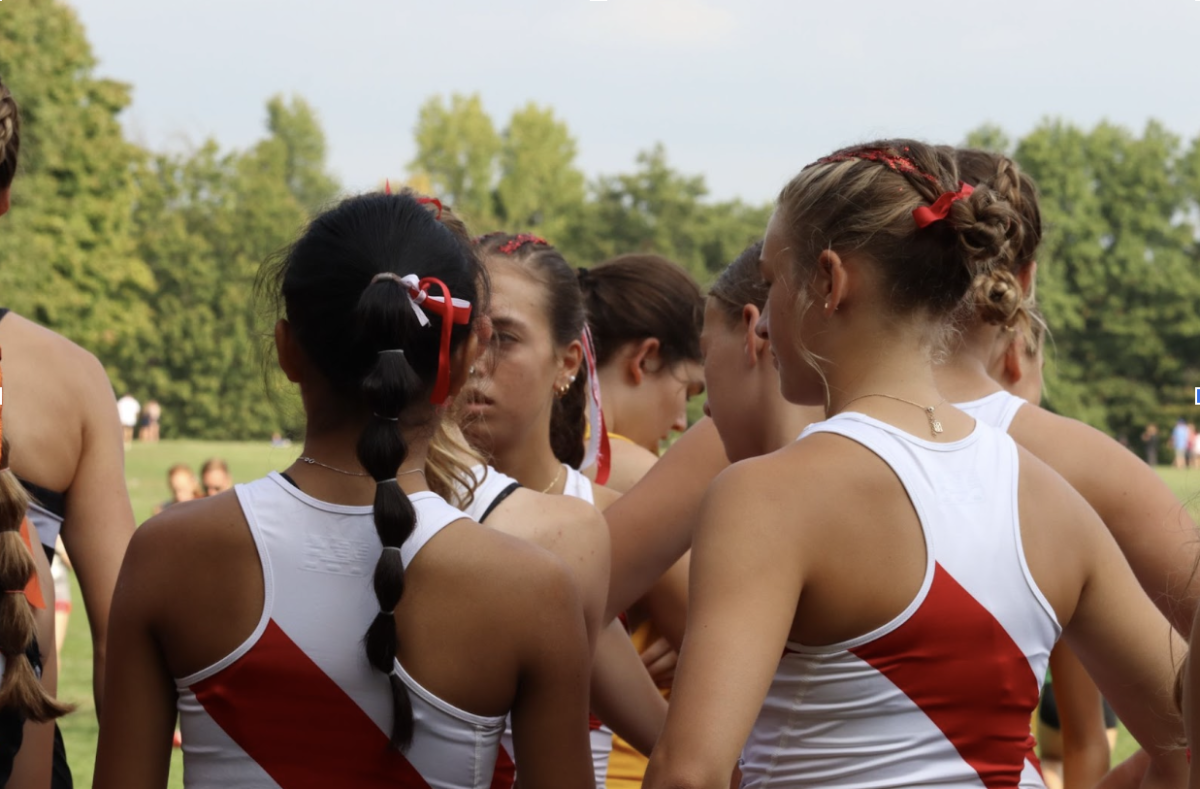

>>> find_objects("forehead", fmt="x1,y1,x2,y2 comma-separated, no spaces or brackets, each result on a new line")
483,260,551,328
761,211,790,270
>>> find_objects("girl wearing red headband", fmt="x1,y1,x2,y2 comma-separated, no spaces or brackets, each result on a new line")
645,140,1186,788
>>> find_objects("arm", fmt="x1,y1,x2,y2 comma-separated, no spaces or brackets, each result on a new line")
509,554,596,789
640,551,690,652
93,526,176,789
1047,645,1111,789
62,356,137,714
589,619,668,757
645,461,805,789
1059,492,1188,788
1187,602,1200,789
1014,409,1200,634
605,418,728,621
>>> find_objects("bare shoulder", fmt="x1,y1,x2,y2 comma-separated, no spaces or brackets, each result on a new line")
589,482,622,511
1,312,111,392
491,490,609,557
604,440,660,493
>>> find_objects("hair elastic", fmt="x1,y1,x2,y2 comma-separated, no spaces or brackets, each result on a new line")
373,413,400,422
378,349,405,356
380,607,396,616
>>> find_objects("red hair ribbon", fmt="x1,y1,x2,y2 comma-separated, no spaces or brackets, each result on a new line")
579,325,610,485
817,150,939,184
912,182,974,229
369,273,473,405
498,234,549,255
384,179,391,195
416,196,443,221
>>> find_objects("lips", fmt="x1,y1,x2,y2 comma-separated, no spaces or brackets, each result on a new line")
462,389,495,408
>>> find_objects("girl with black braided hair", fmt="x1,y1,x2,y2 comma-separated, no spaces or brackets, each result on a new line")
94,192,593,789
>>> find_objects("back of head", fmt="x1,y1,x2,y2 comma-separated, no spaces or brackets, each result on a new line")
709,240,767,322
955,148,1043,327
579,254,704,368
200,457,229,477
0,78,18,192
776,139,1025,322
474,233,589,467
263,191,481,751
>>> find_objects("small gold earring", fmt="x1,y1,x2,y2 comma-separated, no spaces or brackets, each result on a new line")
824,301,830,310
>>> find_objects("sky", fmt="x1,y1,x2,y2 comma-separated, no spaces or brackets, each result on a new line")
70,0,1200,204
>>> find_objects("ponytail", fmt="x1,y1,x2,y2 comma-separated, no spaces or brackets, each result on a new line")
0,438,72,722
356,280,426,752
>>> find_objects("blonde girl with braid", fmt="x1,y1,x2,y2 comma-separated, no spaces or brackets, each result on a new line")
646,140,1186,789
94,192,593,789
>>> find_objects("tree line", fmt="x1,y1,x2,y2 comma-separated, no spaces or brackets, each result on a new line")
1,0,1197,446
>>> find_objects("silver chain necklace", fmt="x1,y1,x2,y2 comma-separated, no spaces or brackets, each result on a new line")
297,456,426,480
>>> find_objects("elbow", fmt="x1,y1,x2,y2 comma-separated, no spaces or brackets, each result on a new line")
645,752,730,789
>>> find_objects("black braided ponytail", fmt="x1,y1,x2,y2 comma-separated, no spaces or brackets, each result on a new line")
262,191,481,751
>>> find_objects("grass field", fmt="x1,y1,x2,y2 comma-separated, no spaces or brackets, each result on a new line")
52,442,1200,786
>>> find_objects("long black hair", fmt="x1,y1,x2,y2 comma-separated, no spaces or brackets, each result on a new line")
265,191,481,750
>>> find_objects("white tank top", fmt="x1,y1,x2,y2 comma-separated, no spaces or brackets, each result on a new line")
456,465,521,523
956,390,1027,433
176,472,506,789
740,412,1059,789
493,464,612,789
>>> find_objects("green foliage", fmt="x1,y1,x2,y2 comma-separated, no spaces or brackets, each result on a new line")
0,0,154,391
263,94,341,214
410,93,501,228
496,102,586,243
967,118,1200,441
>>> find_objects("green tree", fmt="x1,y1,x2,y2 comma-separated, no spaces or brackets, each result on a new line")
409,93,500,228
496,102,585,243
263,94,340,214
0,0,153,391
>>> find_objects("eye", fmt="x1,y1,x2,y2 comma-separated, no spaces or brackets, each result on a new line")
497,332,518,345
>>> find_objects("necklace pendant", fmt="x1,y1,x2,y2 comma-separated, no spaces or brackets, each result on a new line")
931,419,944,435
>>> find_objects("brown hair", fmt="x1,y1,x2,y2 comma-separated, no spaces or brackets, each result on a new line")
578,254,704,369
200,457,229,476
776,140,1024,321
955,148,1042,327
0,437,73,722
709,240,767,323
0,78,18,192
475,233,589,468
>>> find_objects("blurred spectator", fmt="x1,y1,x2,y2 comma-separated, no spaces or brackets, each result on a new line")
140,399,161,443
201,457,233,496
116,393,139,447
153,464,201,515
1173,418,1189,469
1141,423,1159,466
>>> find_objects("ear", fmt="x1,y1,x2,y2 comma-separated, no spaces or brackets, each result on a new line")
627,337,661,385
815,249,849,315
448,331,484,398
275,319,303,384
558,338,585,390
1017,260,1037,298
0,187,10,217
1000,333,1024,389
742,304,767,366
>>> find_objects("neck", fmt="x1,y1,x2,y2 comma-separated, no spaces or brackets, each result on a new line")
933,325,1005,403
596,364,626,437
488,416,564,494
765,402,825,454
290,422,432,504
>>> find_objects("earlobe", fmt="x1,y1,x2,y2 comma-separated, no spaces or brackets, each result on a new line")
1002,337,1024,387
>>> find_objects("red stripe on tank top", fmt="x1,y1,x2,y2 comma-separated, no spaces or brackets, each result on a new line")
191,619,432,789
490,746,516,789
850,563,1040,789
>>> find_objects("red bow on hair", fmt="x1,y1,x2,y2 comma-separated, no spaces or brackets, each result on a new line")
913,182,974,229
411,277,471,405
416,196,443,221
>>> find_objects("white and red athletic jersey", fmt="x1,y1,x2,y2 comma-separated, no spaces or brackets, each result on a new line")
739,412,1059,789
176,472,506,789
956,390,1027,433
492,464,613,789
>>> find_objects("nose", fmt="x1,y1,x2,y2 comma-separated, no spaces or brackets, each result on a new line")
755,304,770,340
671,410,689,433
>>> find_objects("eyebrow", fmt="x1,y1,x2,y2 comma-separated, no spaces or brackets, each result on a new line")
491,315,526,333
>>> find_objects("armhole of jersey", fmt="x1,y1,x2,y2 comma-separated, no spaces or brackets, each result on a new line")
1007,436,1062,637
786,420,938,654
480,482,521,523
999,398,1026,433
175,482,276,687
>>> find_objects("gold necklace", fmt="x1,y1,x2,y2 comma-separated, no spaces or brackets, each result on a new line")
841,393,948,437
540,465,564,494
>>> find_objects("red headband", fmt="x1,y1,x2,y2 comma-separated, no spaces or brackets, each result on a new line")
913,182,974,229
369,273,473,405
497,234,549,255
816,150,939,184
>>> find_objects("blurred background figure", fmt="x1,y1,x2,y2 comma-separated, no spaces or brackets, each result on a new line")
139,399,161,443
1173,418,1190,469
116,393,139,447
153,464,201,515
1141,423,1159,467
200,457,232,496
